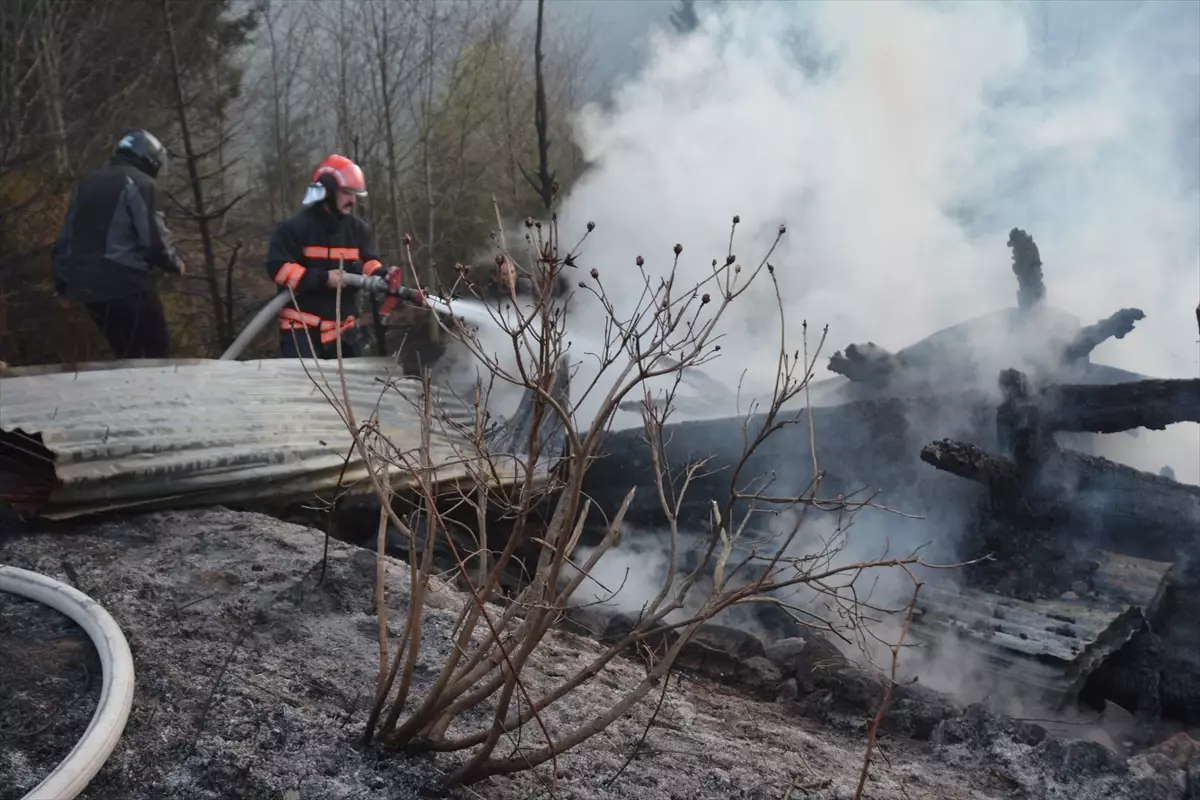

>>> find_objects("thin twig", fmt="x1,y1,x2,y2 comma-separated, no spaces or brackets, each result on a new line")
854,570,923,800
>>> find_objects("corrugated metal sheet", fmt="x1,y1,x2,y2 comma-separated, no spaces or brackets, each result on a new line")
0,357,566,519
910,550,1172,708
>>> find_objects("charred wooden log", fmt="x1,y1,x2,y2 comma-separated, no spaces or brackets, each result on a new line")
921,438,1200,556
583,392,991,539
1008,228,1046,311
1039,377,1200,434
998,369,1200,441
918,439,1021,503
922,372,1200,565
1061,308,1146,364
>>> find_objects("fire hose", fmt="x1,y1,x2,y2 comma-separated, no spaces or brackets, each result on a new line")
219,271,430,361
0,565,135,800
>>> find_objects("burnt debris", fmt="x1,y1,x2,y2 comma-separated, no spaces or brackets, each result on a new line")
921,368,1200,566
827,342,905,386
582,226,1200,733
1008,227,1046,311
1062,308,1146,364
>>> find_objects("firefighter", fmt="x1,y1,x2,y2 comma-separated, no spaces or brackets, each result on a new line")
264,154,403,359
51,129,186,359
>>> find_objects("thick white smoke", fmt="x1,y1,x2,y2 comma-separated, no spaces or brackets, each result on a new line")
553,0,1200,482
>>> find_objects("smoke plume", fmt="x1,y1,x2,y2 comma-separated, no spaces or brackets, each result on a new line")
553,0,1199,481
549,0,1199,709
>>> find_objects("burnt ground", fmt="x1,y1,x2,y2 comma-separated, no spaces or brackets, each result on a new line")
0,593,101,799
0,507,1192,800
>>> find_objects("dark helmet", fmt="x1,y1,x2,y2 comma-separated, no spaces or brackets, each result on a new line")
113,129,167,178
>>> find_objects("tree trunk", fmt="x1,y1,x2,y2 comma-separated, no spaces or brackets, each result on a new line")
421,12,440,343
264,1,291,221
162,0,228,349
33,2,69,174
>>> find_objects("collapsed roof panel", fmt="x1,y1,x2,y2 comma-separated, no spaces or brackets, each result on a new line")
910,550,1173,708
0,357,563,519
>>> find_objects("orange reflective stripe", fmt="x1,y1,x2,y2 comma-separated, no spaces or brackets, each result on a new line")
273,262,305,290
362,259,383,276
278,307,323,327
302,246,360,261
319,317,357,344
317,316,356,331
279,306,357,344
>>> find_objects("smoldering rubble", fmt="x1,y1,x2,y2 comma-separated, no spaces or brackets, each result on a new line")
578,228,1200,749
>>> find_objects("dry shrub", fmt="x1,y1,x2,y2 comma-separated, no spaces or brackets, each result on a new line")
302,206,952,793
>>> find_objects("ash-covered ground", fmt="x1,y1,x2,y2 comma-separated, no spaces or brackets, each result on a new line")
0,507,1191,799
0,592,101,798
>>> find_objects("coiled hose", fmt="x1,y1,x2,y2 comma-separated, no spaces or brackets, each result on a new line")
0,565,135,800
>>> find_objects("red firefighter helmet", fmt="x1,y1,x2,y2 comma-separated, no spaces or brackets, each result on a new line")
312,154,367,196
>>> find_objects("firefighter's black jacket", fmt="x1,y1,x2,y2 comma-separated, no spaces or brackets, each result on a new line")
51,156,183,304
264,203,383,326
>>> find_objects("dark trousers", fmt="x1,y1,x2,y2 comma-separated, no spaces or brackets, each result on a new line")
84,291,171,359
279,328,361,360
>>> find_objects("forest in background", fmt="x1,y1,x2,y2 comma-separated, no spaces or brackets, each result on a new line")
0,0,645,366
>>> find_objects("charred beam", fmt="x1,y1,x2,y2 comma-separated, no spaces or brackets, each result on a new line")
1008,227,1046,311
996,369,1042,466
827,342,903,385
1041,378,1200,434
921,437,1200,562
998,369,1200,443
1062,308,1146,363
925,369,1200,565
919,439,1021,499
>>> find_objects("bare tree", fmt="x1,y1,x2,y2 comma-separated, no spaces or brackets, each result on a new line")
258,0,316,221
361,0,423,256
309,0,371,156
298,201,950,791
30,0,70,173
163,0,228,347
417,3,588,276
520,0,554,211
0,0,251,365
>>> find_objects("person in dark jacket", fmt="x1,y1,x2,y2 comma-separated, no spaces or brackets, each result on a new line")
265,154,402,359
52,129,185,359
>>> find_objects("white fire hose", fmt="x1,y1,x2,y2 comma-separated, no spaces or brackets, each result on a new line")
0,565,135,800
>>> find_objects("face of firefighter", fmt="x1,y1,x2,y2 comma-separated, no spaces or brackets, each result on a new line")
335,187,359,215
